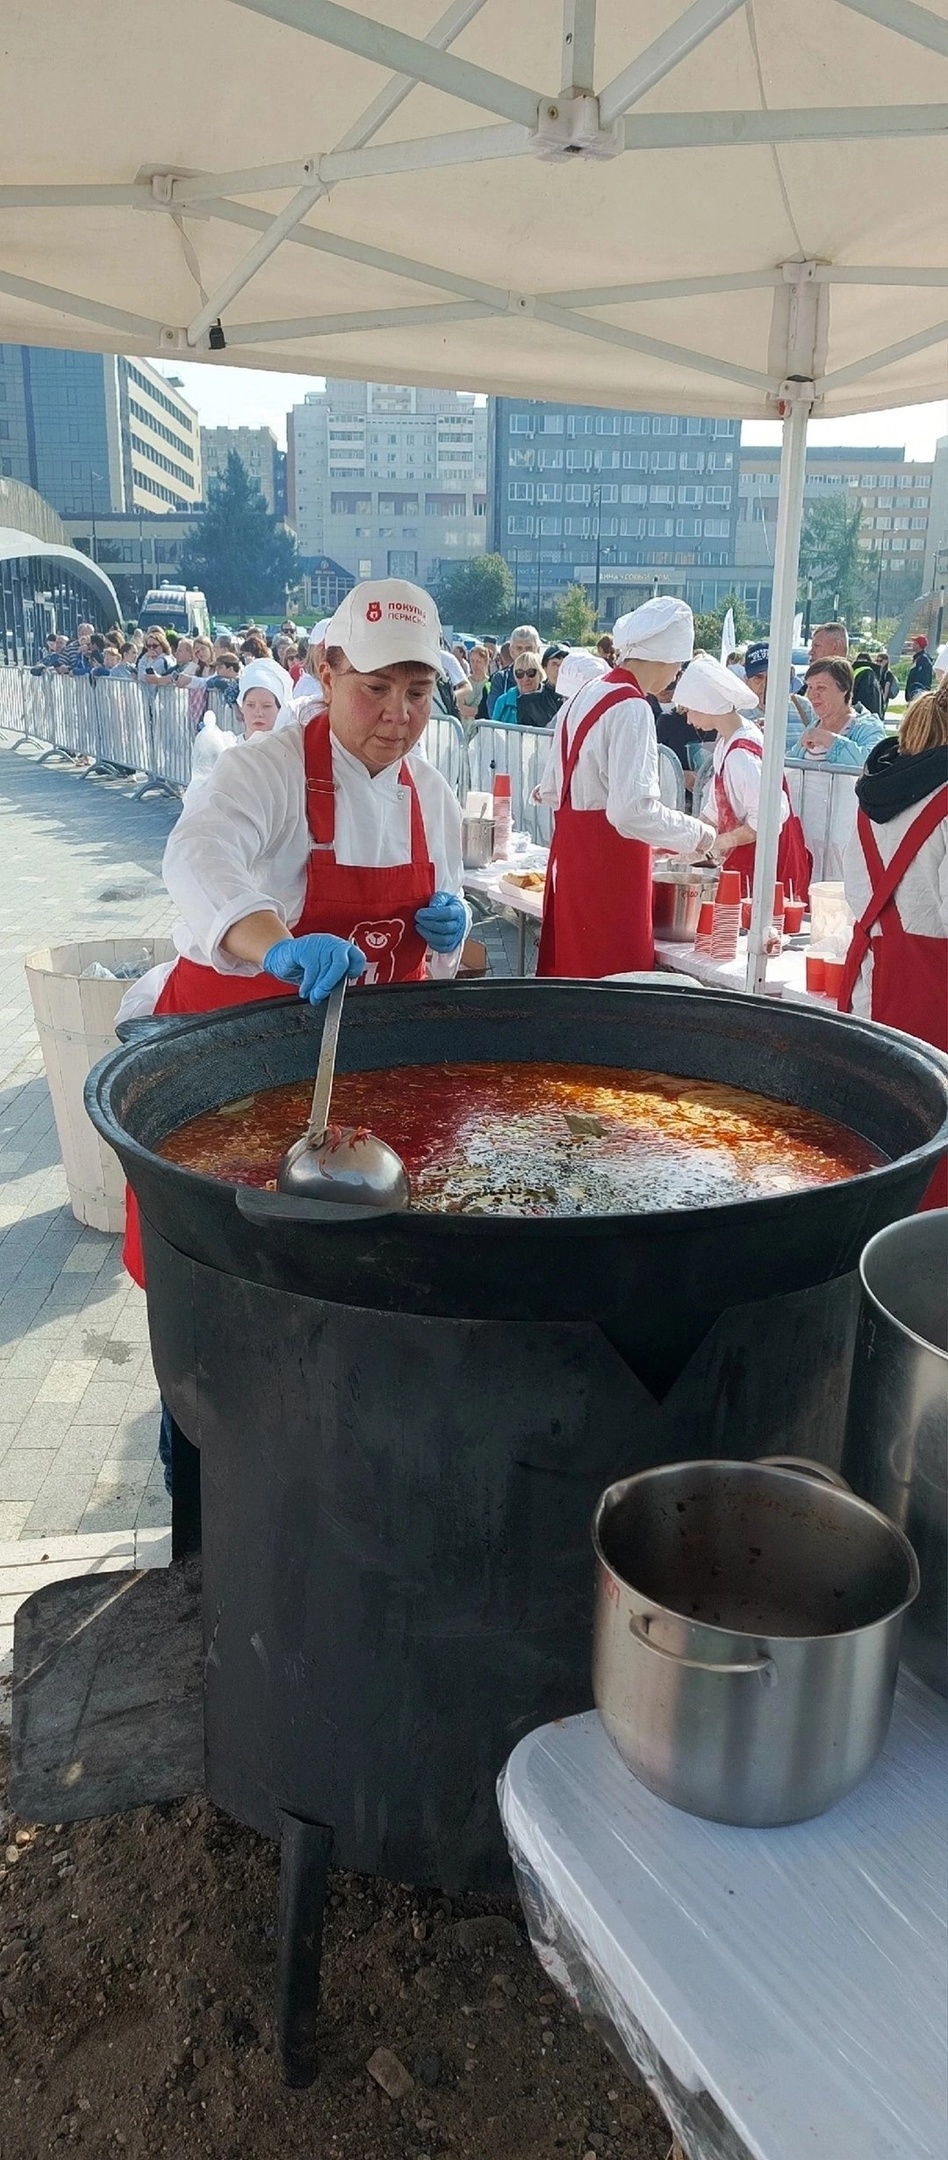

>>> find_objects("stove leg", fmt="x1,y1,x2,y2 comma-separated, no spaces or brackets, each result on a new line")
275,1809,334,2087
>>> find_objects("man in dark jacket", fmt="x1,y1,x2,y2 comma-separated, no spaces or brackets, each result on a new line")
905,636,934,703
851,652,884,718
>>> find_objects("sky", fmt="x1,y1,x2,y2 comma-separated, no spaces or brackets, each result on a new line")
158,361,947,462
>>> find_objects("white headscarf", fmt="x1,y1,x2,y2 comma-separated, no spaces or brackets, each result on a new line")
675,653,760,717
613,596,694,665
556,649,609,702
238,657,294,706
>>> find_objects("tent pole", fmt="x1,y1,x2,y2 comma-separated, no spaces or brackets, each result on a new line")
745,390,811,995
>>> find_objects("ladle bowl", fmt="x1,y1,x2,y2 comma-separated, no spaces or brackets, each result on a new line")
268,974,410,1220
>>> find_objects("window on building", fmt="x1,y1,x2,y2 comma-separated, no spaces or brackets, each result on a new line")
678,450,704,472
598,483,619,503
620,484,647,504
649,484,675,505
566,449,594,471
624,415,650,434
682,417,706,435
593,416,617,435
0,420,8,439
536,448,564,469
540,413,564,432
536,482,562,502
896,475,915,488
677,486,704,505
653,416,678,436
713,419,733,436
539,516,562,535
508,481,534,502
509,414,534,434
648,517,675,537
508,514,534,534
567,415,595,435
910,516,927,529
676,516,701,538
388,550,417,577
913,496,930,509
565,483,590,503
563,515,593,537
705,485,730,506
650,452,676,472
876,516,892,530
331,493,371,513
703,517,731,537
890,537,907,551
707,451,733,471
908,537,925,550
620,515,647,537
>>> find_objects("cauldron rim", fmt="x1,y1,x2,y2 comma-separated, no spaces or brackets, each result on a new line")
86,978,948,1239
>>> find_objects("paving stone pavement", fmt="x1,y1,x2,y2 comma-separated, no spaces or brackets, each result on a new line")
0,723,525,1547
0,728,179,1541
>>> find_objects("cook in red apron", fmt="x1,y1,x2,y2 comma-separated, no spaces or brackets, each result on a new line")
837,786,948,1208
714,734,812,903
537,677,656,978
123,709,435,1284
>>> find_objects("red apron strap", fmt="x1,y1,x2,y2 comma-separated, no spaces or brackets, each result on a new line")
838,787,948,1011
559,681,643,806
303,710,337,847
401,756,431,865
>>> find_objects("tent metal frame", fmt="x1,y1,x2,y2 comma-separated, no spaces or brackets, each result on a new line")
2,0,945,990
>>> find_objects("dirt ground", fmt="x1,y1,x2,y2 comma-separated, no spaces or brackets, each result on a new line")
0,1736,671,2160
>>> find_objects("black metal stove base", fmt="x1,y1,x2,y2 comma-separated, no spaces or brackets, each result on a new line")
10,1556,204,1821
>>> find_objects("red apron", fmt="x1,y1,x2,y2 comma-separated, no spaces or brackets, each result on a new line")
837,787,948,1209
536,672,655,979
123,712,435,1283
713,735,812,903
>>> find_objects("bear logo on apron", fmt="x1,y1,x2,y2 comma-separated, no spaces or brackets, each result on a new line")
350,916,406,984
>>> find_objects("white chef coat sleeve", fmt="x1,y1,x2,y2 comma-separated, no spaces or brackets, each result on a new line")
162,735,298,974
604,700,712,853
537,720,565,806
410,757,472,980
722,744,789,833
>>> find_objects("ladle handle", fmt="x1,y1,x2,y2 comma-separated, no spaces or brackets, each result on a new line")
305,977,346,1147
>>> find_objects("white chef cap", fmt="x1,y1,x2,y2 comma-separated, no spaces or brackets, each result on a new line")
555,649,609,702
238,657,294,706
306,618,332,651
934,643,948,679
613,596,694,664
675,653,760,716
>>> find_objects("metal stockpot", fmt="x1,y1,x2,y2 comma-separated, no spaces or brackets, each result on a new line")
591,1456,919,1826
843,1210,947,1697
651,864,718,940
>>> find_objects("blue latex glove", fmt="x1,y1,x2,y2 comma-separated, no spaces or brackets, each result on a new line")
415,890,467,954
263,933,367,1004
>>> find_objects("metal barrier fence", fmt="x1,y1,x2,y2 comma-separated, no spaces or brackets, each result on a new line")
785,762,859,883
5,671,846,877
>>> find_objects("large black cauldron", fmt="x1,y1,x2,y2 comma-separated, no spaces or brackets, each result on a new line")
87,980,946,1871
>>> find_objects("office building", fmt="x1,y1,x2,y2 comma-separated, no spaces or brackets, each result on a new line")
288,381,487,585
923,436,947,597
487,398,741,622
60,506,201,616
201,424,281,516
0,347,202,518
734,444,934,619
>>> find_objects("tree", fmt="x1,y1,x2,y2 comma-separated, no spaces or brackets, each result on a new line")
692,591,756,655
798,496,866,627
553,584,598,645
434,552,514,631
180,451,297,615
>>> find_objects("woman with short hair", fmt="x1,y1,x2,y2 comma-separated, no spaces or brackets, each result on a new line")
797,658,887,768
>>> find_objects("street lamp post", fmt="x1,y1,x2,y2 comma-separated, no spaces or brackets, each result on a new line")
88,469,104,564
592,479,603,622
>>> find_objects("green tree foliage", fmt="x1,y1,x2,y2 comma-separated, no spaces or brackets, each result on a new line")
554,584,599,645
798,496,866,627
434,553,514,631
692,591,756,655
180,451,297,615
858,548,924,628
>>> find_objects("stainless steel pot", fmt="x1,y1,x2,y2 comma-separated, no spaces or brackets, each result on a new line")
651,864,718,940
591,1455,919,1825
461,814,494,869
843,1210,947,1697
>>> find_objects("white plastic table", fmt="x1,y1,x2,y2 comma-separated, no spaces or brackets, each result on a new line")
463,853,546,973
499,1674,947,2160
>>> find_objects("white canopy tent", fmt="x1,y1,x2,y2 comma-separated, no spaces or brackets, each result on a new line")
2,0,946,985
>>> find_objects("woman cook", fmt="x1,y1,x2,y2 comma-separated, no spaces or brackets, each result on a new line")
123,578,470,1283
675,652,811,900
535,597,715,978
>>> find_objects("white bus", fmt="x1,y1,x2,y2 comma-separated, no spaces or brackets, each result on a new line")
138,585,210,641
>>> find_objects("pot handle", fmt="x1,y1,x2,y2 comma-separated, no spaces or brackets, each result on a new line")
629,1611,775,1683
756,1454,851,1493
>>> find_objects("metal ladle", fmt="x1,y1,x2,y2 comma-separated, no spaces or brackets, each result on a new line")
277,975,409,1208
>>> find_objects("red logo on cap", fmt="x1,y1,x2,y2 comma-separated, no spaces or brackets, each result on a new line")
366,601,382,622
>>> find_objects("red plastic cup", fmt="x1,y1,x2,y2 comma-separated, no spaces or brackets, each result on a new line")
783,899,805,935
823,958,844,999
740,897,753,932
694,902,714,952
493,773,512,799
805,954,826,993
717,869,742,907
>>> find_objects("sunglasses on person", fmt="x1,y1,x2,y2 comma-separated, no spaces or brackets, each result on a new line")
515,666,540,681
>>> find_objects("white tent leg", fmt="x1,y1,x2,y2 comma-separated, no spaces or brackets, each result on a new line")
745,393,811,995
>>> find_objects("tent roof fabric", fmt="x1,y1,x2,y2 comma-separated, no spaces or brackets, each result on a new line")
0,0,945,418
0,530,121,618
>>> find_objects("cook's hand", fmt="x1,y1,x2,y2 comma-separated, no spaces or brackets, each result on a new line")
415,891,467,954
263,933,367,1004
709,830,734,863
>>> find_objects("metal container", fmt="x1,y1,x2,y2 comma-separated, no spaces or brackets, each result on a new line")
843,1210,947,1696
461,813,494,868
651,864,718,940
592,1456,919,1825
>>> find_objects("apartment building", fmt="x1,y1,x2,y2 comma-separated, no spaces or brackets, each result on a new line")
734,444,934,618
288,380,487,584
0,347,202,518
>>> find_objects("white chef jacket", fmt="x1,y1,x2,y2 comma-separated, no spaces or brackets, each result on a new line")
842,789,948,1018
712,722,788,835
537,678,711,853
162,723,470,981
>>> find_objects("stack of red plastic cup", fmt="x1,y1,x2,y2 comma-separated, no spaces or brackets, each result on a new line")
710,868,742,961
694,901,715,955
